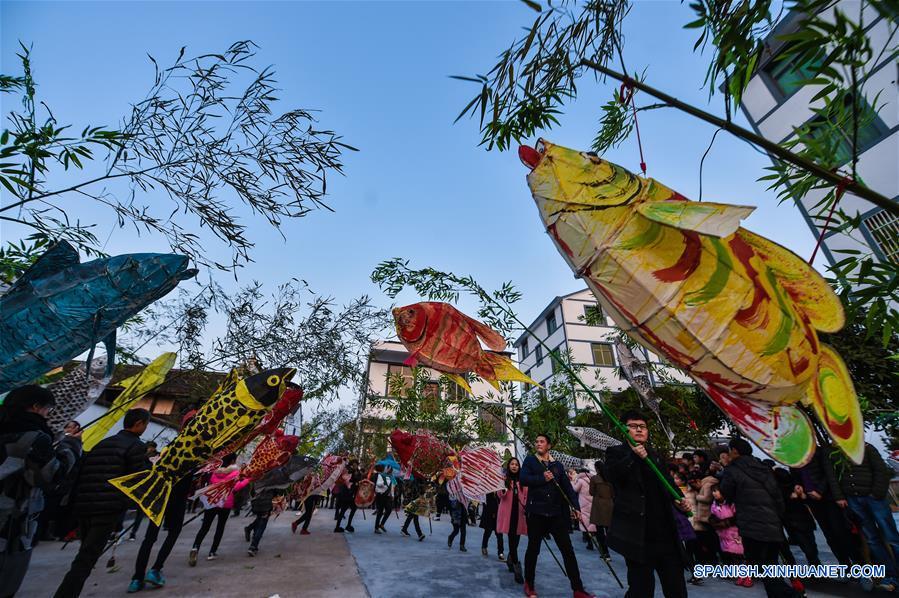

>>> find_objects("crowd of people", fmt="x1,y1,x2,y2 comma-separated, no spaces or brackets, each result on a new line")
1,384,898,598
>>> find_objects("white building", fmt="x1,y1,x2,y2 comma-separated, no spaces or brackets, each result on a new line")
739,3,898,266
356,340,516,457
513,289,692,411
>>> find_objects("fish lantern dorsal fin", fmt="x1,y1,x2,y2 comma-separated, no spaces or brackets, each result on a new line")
6,241,80,296
636,200,755,238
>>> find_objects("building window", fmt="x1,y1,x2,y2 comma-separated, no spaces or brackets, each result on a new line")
523,370,533,394
863,209,899,264
550,348,563,375
535,344,543,365
804,95,887,166
584,304,604,326
521,338,529,357
478,405,506,438
386,364,415,395
763,42,824,99
546,310,558,335
591,343,615,367
444,380,467,402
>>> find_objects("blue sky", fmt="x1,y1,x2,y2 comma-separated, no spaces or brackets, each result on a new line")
2,1,815,364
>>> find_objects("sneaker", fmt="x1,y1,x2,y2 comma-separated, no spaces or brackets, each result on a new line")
460,546,467,552
573,591,595,598
379,526,387,533
206,553,217,561
418,535,426,542
128,536,137,542
247,547,257,557
145,569,165,588
374,528,382,535
447,540,452,550
291,519,300,534
498,552,506,562
127,580,144,593
482,548,488,556
513,562,524,584
300,529,310,536
244,526,251,542
400,528,410,537
688,575,704,586
346,525,355,533
523,581,537,597
188,548,198,567
334,527,345,533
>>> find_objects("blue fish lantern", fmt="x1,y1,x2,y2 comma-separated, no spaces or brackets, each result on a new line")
0,241,196,392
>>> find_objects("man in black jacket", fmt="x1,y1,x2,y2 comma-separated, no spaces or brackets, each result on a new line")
520,433,595,598
720,438,799,598
830,443,899,587
605,410,687,598
54,408,149,598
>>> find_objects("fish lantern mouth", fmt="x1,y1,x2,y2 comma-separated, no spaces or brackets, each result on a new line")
518,141,545,170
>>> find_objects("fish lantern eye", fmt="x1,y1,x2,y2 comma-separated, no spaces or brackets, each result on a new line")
535,140,545,154
267,375,281,387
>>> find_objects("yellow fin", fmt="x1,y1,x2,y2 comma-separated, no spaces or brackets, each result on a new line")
445,373,473,395
487,354,540,387
806,345,864,464
108,469,172,527
737,229,844,333
636,200,754,238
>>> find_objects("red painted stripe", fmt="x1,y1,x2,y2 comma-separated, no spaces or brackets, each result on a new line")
653,231,702,282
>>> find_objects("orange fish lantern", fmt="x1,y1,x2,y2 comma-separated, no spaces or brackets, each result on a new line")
392,302,537,393
519,139,863,467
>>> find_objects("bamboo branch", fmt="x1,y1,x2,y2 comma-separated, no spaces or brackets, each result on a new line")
580,59,898,218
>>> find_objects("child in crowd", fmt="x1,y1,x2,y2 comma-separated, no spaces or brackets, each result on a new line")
710,487,752,588
447,497,467,552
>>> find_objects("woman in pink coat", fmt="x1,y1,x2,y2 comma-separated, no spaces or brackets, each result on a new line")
189,454,250,564
571,468,596,551
496,457,527,585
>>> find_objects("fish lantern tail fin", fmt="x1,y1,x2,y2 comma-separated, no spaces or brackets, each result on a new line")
803,345,864,464
485,354,540,388
445,374,473,395
695,377,816,468
192,477,237,507
109,469,172,527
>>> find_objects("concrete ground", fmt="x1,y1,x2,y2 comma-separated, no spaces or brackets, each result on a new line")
20,506,896,597
20,507,368,597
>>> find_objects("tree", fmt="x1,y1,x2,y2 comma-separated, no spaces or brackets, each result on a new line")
1,41,355,276
455,0,899,344
126,279,392,408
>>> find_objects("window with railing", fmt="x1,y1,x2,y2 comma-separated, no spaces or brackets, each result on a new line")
546,310,558,335
863,209,899,264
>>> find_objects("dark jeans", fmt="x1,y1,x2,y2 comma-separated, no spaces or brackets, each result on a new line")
246,514,269,549
695,528,719,564
448,519,467,547
847,495,899,578
436,494,449,516
808,498,860,565
402,513,423,536
623,543,688,598
524,512,584,592
374,494,392,529
336,503,357,528
784,528,820,565
507,532,521,564
129,508,145,539
743,537,801,598
481,528,505,553
193,508,229,553
132,476,189,582
298,496,316,532
0,549,32,598
54,513,121,598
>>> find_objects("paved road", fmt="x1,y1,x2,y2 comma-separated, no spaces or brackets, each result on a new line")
21,505,895,597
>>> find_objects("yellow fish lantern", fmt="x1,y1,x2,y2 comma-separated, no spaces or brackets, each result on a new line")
109,367,295,525
519,139,863,467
